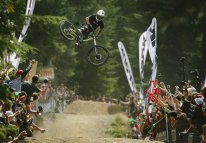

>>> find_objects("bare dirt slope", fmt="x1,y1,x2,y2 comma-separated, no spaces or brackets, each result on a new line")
23,100,162,143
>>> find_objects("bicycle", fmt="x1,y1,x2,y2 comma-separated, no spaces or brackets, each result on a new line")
59,20,109,66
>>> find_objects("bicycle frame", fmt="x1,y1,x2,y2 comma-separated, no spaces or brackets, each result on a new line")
60,20,109,66
70,28,77,37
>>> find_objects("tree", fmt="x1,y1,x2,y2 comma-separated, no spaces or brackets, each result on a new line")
136,0,206,85
0,1,35,60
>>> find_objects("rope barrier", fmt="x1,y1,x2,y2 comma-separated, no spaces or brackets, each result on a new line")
148,116,166,133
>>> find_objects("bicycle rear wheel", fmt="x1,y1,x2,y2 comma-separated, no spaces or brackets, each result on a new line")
87,45,109,66
59,20,77,41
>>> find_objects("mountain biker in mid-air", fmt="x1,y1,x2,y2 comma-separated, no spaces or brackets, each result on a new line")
75,9,105,46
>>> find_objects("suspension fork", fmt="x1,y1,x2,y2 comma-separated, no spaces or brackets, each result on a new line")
92,32,98,54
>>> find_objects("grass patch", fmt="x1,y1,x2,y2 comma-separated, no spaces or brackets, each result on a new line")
0,124,18,142
106,115,129,138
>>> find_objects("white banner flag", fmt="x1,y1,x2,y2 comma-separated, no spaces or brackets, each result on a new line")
147,17,157,64
7,0,36,69
204,76,206,87
139,32,149,99
118,41,137,94
147,18,158,91
138,17,158,99
19,0,36,42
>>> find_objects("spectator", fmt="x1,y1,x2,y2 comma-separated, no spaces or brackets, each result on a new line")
18,112,45,137
21,75,47,113
6,60,35,92
120,94,138,119
8,131,27,143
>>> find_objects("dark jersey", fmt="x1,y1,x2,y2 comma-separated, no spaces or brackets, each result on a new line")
21,82,40,103
88,15,104,30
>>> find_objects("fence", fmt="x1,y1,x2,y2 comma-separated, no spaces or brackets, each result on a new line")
154,114,202,143
34,84,77,113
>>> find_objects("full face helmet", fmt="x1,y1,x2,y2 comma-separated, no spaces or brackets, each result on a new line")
96,9,105,21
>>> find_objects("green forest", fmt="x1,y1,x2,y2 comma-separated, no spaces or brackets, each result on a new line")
1,0,206,99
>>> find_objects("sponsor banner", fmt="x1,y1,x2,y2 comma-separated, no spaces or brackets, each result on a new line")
138,17,158,100
146,17,157,64
147,17,158,91
139,32,149,99
19,0,36,43
5,54,20,69
204,76,206,87
38,67,55,79
118,41,137,94
7,0,36,69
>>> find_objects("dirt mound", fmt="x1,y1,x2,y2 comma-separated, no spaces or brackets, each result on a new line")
64,100,123,115
33,113,121,138
23,137,162,143
23,100,162,143
32,100,126,139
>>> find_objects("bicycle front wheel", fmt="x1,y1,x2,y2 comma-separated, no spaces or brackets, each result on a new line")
59,20,77,41
87,45,109,66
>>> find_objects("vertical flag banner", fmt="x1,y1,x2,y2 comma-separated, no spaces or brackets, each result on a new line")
147,17,158,91
204,75,206,87
139,32,149,99
19,0,36,43
146,17,157,64
7,0,36,69
138,17,158,100
118,41,137,94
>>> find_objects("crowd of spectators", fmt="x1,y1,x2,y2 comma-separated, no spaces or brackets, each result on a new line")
0,60,47,142
122,79,206,143
36,82,77,113
0,60,78,142
1,59,205,143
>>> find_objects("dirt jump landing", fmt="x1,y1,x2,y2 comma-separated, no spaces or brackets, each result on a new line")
64,100,123,115
23,137,162,143
23,100,162,143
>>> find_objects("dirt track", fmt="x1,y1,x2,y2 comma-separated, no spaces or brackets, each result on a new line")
24,100,162,143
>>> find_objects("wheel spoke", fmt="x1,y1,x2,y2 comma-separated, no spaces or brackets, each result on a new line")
59,20,76,41
88,46,109,66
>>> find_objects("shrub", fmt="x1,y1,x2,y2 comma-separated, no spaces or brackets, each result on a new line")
0,124,18,142
106,116,129,138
